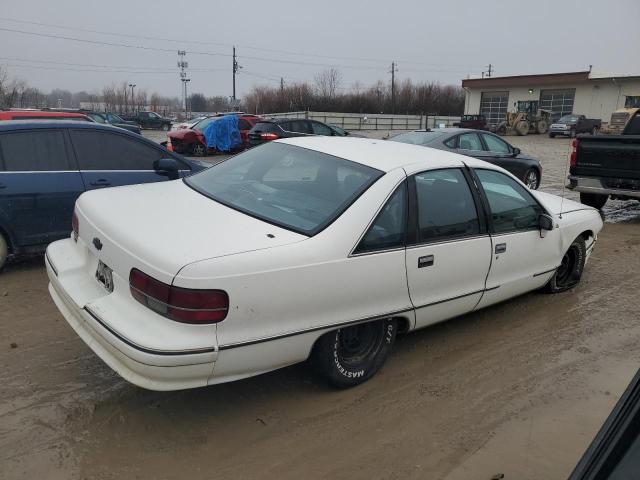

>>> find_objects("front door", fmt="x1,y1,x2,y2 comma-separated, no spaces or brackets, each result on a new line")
405,168,492,329
69,130,186,190
472,168,562,309
0,129,84,247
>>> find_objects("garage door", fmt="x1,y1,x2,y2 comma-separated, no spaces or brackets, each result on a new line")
540,89,575,121
480,91,509,126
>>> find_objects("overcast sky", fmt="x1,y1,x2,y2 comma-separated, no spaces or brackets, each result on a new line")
0,0,638,99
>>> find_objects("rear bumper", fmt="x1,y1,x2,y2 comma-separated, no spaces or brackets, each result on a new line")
45,241,217,391
568,176,640,199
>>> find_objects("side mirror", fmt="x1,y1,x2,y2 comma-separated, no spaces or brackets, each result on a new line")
512,147,521,156
154,158,180,180
538,214,554,231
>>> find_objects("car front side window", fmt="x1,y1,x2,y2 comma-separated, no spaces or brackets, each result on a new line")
475,169,543,233
482,134,511,154
354,181,407,254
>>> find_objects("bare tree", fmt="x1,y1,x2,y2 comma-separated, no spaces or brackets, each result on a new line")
314,68,342,100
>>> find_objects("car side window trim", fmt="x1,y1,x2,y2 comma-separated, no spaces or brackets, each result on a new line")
406,167,487,248
349,178,409,257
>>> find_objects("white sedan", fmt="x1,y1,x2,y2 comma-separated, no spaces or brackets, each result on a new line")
46,137,603,391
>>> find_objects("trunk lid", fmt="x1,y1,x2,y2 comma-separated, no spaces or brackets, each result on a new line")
75,180,307,285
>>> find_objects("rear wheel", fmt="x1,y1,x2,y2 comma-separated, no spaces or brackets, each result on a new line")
545,237,586,293
0,232,8,271
524,168,540,189
191,142,207,157
310,318,397,388
162,123,170,131
580,192,608,209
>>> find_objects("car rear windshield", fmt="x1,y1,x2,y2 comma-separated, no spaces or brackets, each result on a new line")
250,122,279,133
558,115,580,123
389,131,446,146
193,117,217,131
185,142,383,236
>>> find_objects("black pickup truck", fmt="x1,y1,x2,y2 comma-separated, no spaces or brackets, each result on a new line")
568,110,640,208
121,111,172,130
549,114,601,138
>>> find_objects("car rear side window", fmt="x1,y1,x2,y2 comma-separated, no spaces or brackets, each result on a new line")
70,130,163,170
0,131,71,171
355,181,407,254
288,120,312,134
457,133,484,151
475,169,543,233
414,169,480,243
251,122,279,133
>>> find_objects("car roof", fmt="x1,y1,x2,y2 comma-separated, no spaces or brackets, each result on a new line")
0,120,137,133
0,111,88,119
277,136,467,173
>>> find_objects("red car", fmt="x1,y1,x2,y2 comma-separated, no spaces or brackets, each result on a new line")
166,113,261,156
0,110,92,121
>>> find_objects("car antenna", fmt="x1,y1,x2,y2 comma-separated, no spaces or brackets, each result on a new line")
559,141,572,219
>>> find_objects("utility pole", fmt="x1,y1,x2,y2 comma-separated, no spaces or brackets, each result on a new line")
390,61,398,113
128,83,136,113
486,63,493,77
232,46,241,102
280,77,284,93
182,78,191,115
177,50,188,113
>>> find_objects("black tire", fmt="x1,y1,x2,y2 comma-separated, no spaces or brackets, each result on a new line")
549,133,556,138
580,192,608,209
162,123,170,131
0,232,7,271
523,168,540,189
191,142,207,157
310,318,397,388
545,237,586,293
591,127,599,135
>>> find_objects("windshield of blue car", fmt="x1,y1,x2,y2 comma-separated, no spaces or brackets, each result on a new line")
193,116,217,131
185,142,383,236
389,131,446,146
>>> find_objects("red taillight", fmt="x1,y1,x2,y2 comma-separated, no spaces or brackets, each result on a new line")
569,138,579,166
166,137,174,152
260,133,279,141
129,269,228,324
72,210,79,242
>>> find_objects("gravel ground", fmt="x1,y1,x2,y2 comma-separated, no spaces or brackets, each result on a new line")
1,131,639,480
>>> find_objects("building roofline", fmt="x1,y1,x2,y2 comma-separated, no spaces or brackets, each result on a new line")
462,71,591,88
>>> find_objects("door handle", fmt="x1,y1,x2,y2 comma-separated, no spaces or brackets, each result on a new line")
90,179,112,187
495,243,507,254
418,255,434,268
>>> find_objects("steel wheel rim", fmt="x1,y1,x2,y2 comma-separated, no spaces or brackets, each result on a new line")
337,323,385,367
193,144,205,155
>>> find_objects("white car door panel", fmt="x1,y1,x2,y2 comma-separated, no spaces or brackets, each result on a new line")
407,237,491,329
473,168,562,309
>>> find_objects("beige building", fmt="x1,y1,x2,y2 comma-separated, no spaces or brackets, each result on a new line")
461,71,640,126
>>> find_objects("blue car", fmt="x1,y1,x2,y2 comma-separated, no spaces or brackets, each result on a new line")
0,121,208,269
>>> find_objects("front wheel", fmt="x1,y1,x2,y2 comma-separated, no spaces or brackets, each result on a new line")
162,123,170,131
0,232,7,271
310,318,397,388
524,168,540,189
545,237,586,293
580,192,608,209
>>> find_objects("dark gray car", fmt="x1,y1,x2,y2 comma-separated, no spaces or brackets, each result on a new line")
389,128,542,189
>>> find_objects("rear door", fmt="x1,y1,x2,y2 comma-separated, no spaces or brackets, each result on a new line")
404,168,492,329
0,129,84,247
69,129,189,190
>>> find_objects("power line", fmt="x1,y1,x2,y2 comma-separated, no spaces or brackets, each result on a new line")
0,16,486,69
